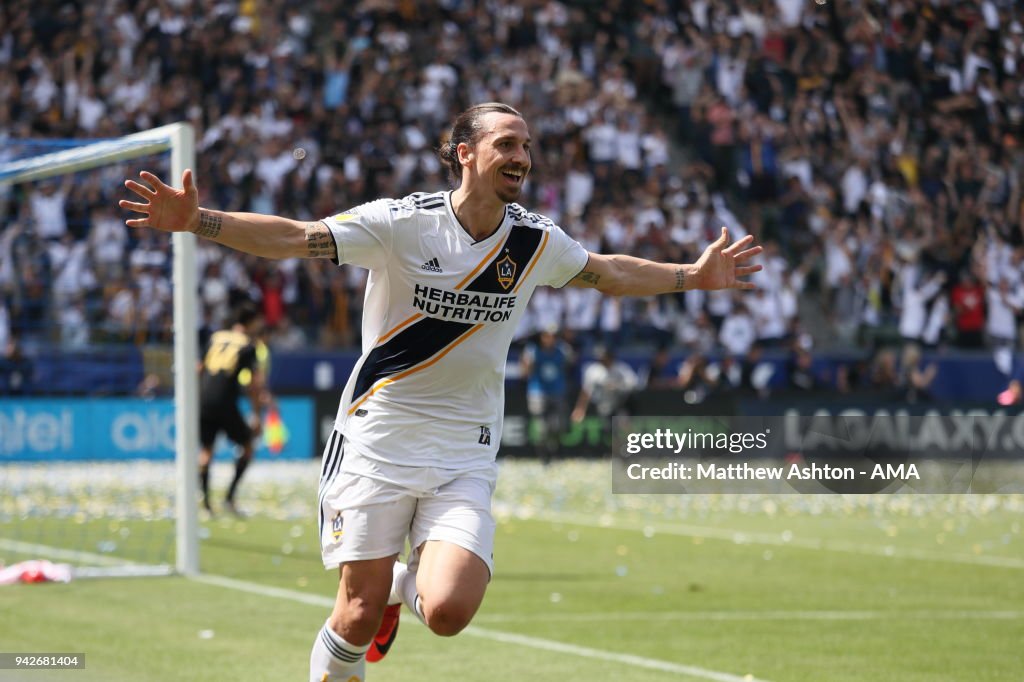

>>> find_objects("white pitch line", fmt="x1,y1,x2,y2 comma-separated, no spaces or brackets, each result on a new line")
191,573,771,682
0,538,135,567
472,609,1024,624
514,511,1024,569
460,625,768,682
0,537,174,577
193,573,335,609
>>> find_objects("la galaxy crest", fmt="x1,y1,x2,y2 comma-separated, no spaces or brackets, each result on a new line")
496,250,517,291
332,512,343,540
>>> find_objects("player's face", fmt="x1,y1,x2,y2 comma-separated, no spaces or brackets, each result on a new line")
473,113,532,203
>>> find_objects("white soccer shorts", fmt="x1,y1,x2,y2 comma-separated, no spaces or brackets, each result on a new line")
318,431,496,575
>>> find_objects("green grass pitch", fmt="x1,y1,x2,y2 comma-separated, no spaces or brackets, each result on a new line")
1,460,1022,681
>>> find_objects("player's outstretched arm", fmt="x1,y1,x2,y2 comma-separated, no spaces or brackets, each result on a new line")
566,227,762,296
119,169,335,260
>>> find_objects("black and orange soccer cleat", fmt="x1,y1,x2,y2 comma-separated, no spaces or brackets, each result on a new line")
366,604,401,663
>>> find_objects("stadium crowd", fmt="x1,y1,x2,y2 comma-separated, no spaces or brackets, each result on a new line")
1,0,1023,396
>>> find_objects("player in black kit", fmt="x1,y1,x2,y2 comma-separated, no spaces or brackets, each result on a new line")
198,301,268,516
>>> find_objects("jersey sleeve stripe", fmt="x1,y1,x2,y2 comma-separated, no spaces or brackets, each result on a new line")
377,313,424,343
512,229,550,293
347,323,485,415
453,235,509,289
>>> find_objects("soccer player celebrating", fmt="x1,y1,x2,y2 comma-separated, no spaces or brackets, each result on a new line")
120,103,762,682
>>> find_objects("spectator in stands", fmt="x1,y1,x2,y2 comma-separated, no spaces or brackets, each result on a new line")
520,328,574,465
571,346,639,424
677,309,717,355
641,346,679,390
787,347,820,392
0,333,31,394
88,205,129,280
269,315,308,351
898,266,947,346
5,0,1024,386
868,348,901,394
719,295,757,358
104,278,139,343
951,269,986,349
58,298,90,349
749,287,789,347
28,180,69,240
676,352,718,404
986,277,1023,351
900,343,938,404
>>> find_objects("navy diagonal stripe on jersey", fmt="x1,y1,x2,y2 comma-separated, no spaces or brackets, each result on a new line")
351,317,475,402
466,224,544,293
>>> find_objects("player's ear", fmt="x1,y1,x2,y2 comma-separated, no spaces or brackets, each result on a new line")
457,142,474,166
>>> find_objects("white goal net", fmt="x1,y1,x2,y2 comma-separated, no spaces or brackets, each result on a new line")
0,124,198,578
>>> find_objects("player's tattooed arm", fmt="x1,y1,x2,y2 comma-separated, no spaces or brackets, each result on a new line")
569,270,601,288
305,222,336,258
122,170,336,260
186,210,333,259
566,252,700,296
193,210,222,239
564,235,761,296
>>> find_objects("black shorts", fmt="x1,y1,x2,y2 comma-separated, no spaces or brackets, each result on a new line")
200,406,253,449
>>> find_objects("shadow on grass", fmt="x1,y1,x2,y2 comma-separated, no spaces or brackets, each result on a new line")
494,572,605,582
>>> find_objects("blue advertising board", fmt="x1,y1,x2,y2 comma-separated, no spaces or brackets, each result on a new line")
0,397,314,462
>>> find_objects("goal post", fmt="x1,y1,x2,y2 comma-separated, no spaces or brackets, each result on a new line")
0,123,199,576
169,124,200,577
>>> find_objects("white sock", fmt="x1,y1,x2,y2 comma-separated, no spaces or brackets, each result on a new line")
309,619,369,682
387,560,404,605
393,562,427,626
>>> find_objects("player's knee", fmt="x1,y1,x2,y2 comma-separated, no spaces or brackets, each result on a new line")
329,598,385,644
424,600,474,637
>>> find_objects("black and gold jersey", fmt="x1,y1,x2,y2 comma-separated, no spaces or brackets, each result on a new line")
200,329,257,409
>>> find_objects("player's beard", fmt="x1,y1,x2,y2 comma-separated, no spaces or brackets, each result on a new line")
494,169,526,203
495,183,522,204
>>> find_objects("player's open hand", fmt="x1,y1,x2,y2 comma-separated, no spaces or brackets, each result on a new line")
119,169,200,233
693,227,762,291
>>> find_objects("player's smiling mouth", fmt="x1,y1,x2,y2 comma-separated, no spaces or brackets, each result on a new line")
500,167,525,183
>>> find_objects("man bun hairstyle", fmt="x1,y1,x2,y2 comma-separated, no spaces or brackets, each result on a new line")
438,102,523,183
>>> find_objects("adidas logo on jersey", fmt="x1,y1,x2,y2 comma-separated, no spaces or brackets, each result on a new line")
420,257,443,272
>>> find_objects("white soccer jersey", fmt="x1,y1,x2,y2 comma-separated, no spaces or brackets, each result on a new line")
323,190,589,476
